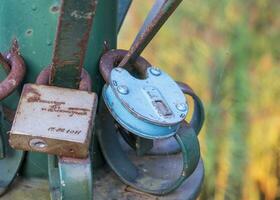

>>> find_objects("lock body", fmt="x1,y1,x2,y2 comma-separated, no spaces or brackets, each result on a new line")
103,67,188,139
9,84,97,158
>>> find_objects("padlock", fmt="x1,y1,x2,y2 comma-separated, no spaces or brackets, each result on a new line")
100,49,188,140
9,68,97,158
118,81,205,155
98,49,200,195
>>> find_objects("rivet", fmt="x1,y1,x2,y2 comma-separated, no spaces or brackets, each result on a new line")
150,67,161,76
117,85,129,95
176,103,187,112
29,139,48,149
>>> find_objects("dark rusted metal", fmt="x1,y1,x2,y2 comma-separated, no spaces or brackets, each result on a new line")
99,49,151,83
36,67,91,91
0,54,10,73
2,106,15,123
118,0,182,67
50,0,97,89
0,42,26,101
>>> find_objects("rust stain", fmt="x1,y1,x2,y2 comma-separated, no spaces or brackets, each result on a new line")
99,49,151,83
36,66,91,91
0,40,26,100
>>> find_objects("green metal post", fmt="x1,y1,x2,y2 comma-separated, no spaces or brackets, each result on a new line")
0,0,117,178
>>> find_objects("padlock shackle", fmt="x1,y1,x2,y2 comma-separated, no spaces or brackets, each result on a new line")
97,99,200,195
36,67,92,91
176,81,205,134
0,52,25,101
99,49,151,83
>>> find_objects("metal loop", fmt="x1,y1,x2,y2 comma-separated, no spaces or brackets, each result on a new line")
0,52,26,100
36,66,92,91
176,81,205,135
99,49,151,83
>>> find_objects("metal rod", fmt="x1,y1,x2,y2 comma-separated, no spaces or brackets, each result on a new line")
118,0,182,67
50,0,97,89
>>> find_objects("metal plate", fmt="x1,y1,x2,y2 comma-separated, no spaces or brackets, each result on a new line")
9,84,97,158
110,67,188,126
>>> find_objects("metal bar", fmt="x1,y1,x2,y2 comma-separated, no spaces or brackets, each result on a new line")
118,0,182,67
50,0,97,88
117,0,132,33
132,0,165,44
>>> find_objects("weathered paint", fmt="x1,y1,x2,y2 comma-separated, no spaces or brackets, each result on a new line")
50,0,97,89
0,41,26,101
0,0,117,178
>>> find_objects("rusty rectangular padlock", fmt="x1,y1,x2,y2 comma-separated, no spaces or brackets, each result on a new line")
9,84,97,158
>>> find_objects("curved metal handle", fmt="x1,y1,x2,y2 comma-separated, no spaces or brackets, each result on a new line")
0,105,24,196
0,46,26,101
177,81,205,135
48,156,93,200
97,99,200,195
99,49,151,83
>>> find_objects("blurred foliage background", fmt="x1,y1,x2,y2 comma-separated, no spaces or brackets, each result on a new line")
118,1,280,199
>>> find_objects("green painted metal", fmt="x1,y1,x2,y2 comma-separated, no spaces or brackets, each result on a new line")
0,105,4,160
117,0,132,33
48,156,93,200
0,0,117,178
50,0,97,88
0,1,204,199
0,65,24,196
46,1,97,199
0,107,25,196
97,100,201,195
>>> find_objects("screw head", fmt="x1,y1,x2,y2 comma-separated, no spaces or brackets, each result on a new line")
176,103,188,112
117,85,129,95
150,67,161,76
29,139,48,149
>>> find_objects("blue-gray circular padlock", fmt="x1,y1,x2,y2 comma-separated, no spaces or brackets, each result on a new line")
100,50,188,140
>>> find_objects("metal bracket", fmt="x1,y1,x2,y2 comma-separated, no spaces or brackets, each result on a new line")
48,156,93,200
0,45,25,196
0,105,24,196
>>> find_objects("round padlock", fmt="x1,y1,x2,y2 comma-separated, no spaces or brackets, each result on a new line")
118,81,205,155
98,49,201,195
100,49,188,139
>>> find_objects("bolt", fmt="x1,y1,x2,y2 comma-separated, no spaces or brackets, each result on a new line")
150,67,161,76
176,103,187,112
29,139,48,149
117,85,129,95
